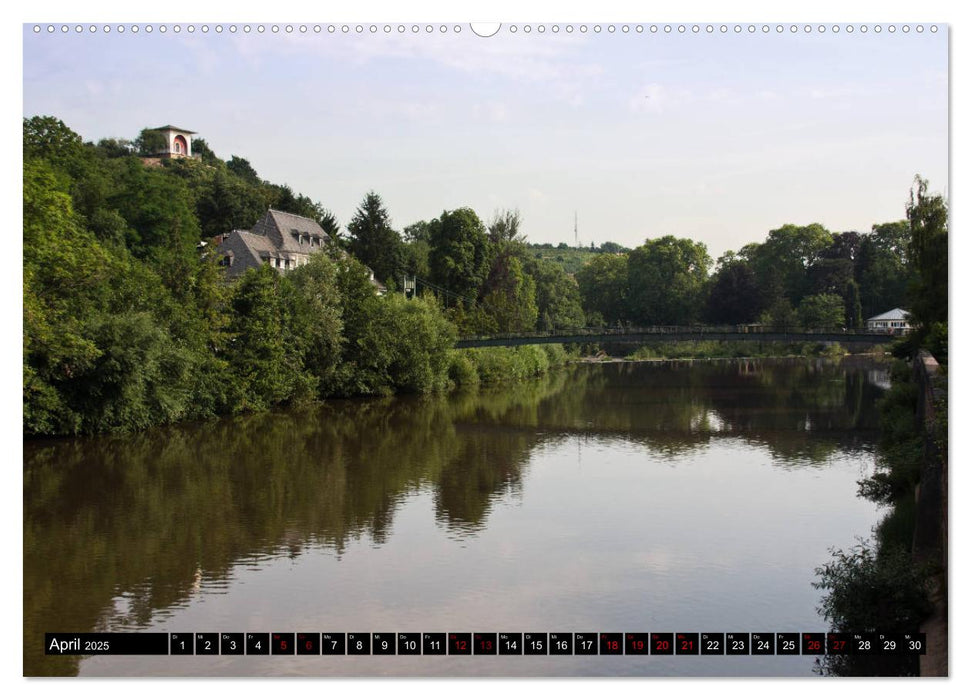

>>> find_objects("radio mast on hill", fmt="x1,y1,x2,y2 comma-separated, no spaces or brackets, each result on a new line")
574,211,578,248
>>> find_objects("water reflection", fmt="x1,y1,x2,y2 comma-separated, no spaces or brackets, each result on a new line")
23,358,886,676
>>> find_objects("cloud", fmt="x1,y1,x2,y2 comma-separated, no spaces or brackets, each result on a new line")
796,85,859,100
225,30,601,107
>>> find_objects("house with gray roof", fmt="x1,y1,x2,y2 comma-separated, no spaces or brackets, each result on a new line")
216,209,386,293
866,308,911,334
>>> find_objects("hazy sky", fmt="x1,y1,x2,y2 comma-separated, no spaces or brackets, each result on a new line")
23,23,947,257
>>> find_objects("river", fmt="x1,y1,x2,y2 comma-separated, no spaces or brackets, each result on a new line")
23,357,886,677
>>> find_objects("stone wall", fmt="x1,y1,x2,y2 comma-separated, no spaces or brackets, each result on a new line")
912,350,947,677
912,350,945,566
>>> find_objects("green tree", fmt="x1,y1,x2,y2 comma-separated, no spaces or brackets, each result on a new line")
401,222,434,281
227,265,313,410
319,209,341,239
67,312,197,433
402,239,431,281
329,257,387,395
845,279,863,329
134,128,168,156
195,168,265,238
704,253,762,324
487,209,527,251
525,257,586,331
474,210,539,332
191,137,219,165
906,176,948,334
809,257,855,296
403,220,433,243
23,116,84,166
95,138,134,159
427,207,493,304
23,160,112,434
858,221,912,319
798,293,846,329
576,253,629,325
598,241,627,254
346,191,405,285
107,159,202,297
227,155,260,183
759,298,799,329
476,256,538,333
748,223,833,307
627,236,711,325
267,183,327,224
24,156,205,434
286,253,344,394
374,294,457,393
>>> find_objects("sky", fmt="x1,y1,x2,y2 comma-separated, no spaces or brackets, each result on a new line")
22,21,948,258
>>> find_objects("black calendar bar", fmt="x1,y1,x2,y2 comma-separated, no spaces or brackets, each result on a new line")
45,633,169,655
42,632,926,656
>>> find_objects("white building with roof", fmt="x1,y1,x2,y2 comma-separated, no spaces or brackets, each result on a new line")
150,125,198,159
866,308,912,334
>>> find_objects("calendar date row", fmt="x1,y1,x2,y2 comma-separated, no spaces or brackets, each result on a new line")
46,632,926,656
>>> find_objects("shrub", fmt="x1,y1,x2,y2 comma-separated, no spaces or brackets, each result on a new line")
465,345,559,384
813,541,931,676
815,540,932,632
448,351,479,387
541,343,569,367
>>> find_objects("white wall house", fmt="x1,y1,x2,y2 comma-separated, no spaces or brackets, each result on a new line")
151,125,196,158
866,308,912,334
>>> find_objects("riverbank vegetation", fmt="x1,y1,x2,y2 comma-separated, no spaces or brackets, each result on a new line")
452,344,572,386
22,115,930,436
812,177,947,676
624,340,851,361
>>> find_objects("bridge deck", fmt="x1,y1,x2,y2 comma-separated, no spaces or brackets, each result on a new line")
455,328,897,349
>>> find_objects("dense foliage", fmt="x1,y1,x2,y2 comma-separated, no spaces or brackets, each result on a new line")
812,176,948,677
23,115,940,436
22,117,461,435
575,218,920,331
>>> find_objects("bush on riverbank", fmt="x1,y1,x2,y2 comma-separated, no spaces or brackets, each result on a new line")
623,340,848,361
857,362,922,504
453,344,572,385
815,541,933,633
815,357,937,676
813,540,931,676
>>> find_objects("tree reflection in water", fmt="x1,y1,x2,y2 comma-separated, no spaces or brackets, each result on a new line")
24,358,885,675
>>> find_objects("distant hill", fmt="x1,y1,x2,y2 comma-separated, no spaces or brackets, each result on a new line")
526,242,629,275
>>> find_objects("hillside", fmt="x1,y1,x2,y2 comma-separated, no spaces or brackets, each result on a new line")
526,242,628,275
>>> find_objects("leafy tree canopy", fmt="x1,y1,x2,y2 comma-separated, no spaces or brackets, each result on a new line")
627,235,711,325
576,253,629,325
346,191,404,285
906,176,948,333
135,128,169,156
427,207,493,304
799,293,846,329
